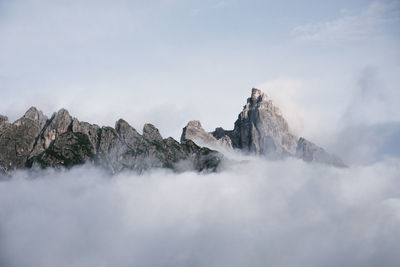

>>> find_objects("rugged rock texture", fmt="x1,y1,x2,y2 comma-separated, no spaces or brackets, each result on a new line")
0,89,345,173
1,108,222,174
230,88,298,157
181,88,345,166
0,115,9,129
24,106,48,128
0,108,44,173
181,120,232,149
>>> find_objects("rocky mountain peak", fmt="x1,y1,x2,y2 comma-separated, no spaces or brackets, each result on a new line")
231,88,298,156
181,88,345,166
115,119,133,134
250,88,268,103
187,120,202,129
115,119,142,148
23,106,48,128
143,123,163,142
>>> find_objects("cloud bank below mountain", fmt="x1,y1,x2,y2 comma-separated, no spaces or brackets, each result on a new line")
1,156,399,267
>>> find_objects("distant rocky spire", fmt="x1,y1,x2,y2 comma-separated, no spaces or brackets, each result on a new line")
229,88,297,157
181,88,346,166
23,107,48,128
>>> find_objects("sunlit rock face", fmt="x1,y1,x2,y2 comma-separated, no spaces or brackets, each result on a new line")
0,108,222,175
182,88,346,166
229,88,298,157
181,120,233,149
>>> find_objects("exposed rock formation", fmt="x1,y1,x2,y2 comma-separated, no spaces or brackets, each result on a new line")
1,108,222,175
181,88,346,166
0,108,44,173
181,120,232,149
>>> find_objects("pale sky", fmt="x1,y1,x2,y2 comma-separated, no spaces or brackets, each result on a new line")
1,0,399,161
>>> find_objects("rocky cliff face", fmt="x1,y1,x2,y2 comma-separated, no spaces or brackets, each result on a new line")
181,88,346,167
0,108,222,174
181,120,232,149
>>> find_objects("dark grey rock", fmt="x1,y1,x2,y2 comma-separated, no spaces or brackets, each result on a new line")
29,108,73,159
72,118,100,153
0,115,42,171
143,123,163,143
29,132,95,168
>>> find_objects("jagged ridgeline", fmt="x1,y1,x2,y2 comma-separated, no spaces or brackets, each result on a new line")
0,88,346,175
181,88,346,167
0,108,222,174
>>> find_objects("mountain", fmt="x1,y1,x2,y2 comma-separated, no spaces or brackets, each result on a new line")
0,108,222,175
181,88,346,167
0,88,346,175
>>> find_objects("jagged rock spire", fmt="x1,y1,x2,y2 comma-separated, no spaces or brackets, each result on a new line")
231,88,297,156
143,123,163,142
181,88,345,166
23,107,48,128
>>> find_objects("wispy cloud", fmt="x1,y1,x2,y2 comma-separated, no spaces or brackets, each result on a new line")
292,1,400,41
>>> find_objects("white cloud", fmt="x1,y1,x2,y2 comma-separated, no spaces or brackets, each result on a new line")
1,157,400,267
292,1,400,41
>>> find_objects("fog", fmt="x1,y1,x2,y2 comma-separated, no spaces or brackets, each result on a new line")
1,156,400,267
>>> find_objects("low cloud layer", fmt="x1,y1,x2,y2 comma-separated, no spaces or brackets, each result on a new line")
1,156,400,267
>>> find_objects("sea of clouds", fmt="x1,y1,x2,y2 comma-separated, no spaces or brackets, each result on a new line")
1,154,400,267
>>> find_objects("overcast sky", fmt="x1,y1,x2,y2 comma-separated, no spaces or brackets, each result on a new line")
0,0,399,160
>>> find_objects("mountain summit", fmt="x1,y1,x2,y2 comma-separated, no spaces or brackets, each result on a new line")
181,88,346,167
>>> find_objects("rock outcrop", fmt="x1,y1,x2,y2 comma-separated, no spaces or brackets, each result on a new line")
181,88,346,166
181,120,232,149
0,108,44,173
1,108,222,174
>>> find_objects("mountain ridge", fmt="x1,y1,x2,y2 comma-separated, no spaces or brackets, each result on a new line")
0,88,346,175
0,108,222,175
